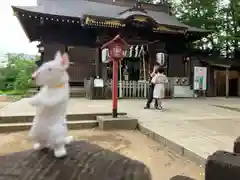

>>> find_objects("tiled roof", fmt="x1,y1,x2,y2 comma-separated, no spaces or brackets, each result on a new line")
12,0,210,32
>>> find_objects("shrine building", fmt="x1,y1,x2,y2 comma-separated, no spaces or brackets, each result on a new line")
13,0,227,98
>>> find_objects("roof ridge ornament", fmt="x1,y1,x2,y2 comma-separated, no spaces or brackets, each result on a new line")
132,0,147,13
135,0,142,8
119,0,147,15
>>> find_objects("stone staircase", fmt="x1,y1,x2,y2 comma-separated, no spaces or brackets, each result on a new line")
0,114,98,133
0,113,131,133
70,87,86,97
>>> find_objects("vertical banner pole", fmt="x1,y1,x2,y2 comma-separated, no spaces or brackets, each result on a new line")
119,60,122,98
143,46,147,98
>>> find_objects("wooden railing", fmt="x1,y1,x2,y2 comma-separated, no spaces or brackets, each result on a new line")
84,77,190,99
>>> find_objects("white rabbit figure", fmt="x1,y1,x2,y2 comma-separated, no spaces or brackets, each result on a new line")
27,50,73,158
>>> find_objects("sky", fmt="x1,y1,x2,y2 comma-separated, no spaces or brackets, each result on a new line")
0,0,38,55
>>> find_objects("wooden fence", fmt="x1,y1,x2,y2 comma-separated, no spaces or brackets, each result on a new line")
105,80,148,99
84,78,182,99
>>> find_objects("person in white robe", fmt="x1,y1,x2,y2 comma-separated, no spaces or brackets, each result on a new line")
144,64,159,109
151,68,168,110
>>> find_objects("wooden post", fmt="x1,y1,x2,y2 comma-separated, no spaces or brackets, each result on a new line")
36,42,44,91
65,45,68,53
226,67,229,98
95,48,101,78
119,60,123,98
143,46,147,98
214,70,217,96
101,63,108,98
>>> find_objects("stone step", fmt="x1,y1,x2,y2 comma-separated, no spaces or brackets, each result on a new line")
0,113,127,123
0,120,98,133
70,92,86,98
70,87,86,97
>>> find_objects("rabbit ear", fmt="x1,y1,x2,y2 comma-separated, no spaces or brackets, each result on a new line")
54,51,62,62
61,53,69,68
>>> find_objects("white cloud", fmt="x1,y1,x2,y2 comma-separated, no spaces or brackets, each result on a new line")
0,0,38,54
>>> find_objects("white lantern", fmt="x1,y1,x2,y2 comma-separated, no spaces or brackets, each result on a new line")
156,52,165,66
102,48,109,63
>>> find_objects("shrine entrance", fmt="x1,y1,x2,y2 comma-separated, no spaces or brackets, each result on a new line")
106,57,141,81
106,44,149,82
121,57,140,81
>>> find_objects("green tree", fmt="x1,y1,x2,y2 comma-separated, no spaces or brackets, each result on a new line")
140,0,154,3
213,0,240,58
173,0,240,58
222,0,240,58
0,54,36,93
173,0,222,51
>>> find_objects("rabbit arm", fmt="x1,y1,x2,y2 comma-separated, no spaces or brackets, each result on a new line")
28,93,43,107
29,91,65,107
37,95,65,107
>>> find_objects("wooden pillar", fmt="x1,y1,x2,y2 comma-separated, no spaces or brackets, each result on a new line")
102,64,108,81
226,67,229,98
214,70,217,96
95,48,100,78
36,43,44,67
36,42,44,91
65,45,68,53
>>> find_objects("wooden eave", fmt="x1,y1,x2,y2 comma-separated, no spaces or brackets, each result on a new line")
201,58,240,68
83,14,125,28
82,14,187,34
12,6,83,42
12,6,82,25
101,34,128,49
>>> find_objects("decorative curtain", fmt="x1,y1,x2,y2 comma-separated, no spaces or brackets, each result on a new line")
124,45,147,58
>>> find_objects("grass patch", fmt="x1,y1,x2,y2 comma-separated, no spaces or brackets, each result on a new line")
0,90,31,101
0,90,26,96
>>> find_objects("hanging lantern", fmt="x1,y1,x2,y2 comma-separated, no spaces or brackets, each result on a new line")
101,48,109,63
37,43,44,53
156,52,165,66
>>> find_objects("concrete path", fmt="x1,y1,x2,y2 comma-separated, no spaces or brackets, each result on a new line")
0,102,10,110
1,97,240,165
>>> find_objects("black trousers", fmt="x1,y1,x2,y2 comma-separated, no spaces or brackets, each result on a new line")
146,83,158,108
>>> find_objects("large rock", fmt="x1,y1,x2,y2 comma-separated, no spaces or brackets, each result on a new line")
205,150,240,180
0,140,151,180
233,136,240,153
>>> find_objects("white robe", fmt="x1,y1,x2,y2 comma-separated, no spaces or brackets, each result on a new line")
151,73,168,99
